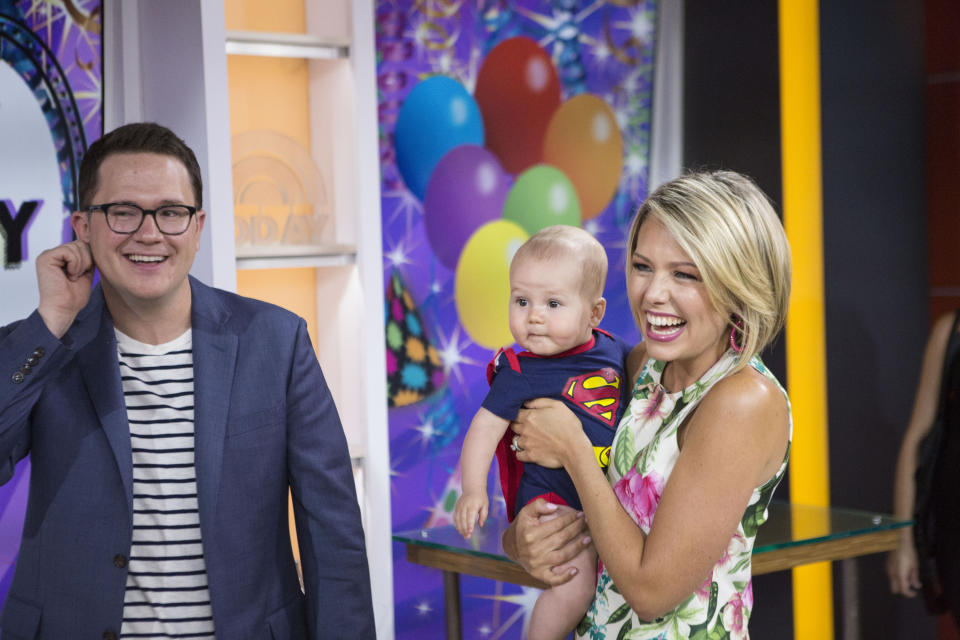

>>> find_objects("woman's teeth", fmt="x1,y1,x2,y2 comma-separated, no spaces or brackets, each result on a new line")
647,314,684,329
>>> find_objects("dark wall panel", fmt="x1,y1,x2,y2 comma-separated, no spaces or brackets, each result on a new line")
682,2,787,378
819,1,930,638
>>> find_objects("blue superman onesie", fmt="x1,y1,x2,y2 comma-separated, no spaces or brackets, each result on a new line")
482,329,632,520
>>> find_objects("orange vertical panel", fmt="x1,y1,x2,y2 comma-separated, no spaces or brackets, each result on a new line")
225,0,305,33
226,43,318,351
224,0,317,569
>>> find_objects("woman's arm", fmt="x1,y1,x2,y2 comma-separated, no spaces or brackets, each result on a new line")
500,343,646,584
514,369,788,621
887,311,955,596
501,499,591,585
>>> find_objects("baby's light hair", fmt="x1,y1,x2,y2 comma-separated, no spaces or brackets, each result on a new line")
511,225,608,301
626,171,792,371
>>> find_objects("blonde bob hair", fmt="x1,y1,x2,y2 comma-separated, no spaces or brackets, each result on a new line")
626,170,792,370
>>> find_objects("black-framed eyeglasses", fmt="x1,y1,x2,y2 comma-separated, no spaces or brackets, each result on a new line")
86,203,197,236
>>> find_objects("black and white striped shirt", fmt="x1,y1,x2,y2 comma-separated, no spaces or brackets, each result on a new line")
116,329,215,639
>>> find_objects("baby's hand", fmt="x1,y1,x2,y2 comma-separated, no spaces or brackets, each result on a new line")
453,491,488,539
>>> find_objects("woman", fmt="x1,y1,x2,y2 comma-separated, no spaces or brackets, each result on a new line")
887,309,960,627
503,170,793,638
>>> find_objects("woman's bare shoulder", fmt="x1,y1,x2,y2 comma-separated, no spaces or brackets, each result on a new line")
705,365,786,417
688,366,789,482
929,310,958,353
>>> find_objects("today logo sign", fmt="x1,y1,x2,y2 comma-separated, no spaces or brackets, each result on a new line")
0,200,43,265
0,61,68,325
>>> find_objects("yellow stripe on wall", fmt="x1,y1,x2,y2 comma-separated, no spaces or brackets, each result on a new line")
778,1,834,638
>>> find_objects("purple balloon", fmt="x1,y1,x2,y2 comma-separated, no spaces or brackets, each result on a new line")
424,145,512,270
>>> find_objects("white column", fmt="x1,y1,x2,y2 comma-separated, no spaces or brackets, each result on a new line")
649,0,684,190
102,0,236,292
349,0,395,636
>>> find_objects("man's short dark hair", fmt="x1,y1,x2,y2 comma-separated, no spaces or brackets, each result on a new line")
78,122,203,210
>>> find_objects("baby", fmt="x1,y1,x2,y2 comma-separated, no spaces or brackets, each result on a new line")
454,225,631,640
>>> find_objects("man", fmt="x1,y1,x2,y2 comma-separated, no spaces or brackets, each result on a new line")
0,123,374,639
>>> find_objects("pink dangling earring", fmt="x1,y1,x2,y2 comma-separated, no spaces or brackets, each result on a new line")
729,316,745,354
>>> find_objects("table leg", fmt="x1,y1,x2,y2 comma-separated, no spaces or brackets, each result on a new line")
841,557,860,639
443,570,462,640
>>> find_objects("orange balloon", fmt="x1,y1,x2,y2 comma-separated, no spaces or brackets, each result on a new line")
542,94,624,220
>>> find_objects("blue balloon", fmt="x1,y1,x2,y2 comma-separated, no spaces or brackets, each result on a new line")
395,76,484,200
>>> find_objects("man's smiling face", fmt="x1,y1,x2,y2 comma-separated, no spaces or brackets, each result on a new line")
72,152,205,314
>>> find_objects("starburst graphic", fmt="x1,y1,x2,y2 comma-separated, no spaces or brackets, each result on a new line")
513,2,603,48
592,38,612,65
613,100,632,130
384,237,415,270
624,148,649,181
18,0,102,129
474,586,543,639
414,599,433,616
414,415,437,444
627,7,655,43
383,185,423,235
435,323,482,387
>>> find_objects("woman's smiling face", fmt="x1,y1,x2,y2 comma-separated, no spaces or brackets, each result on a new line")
628,217,728,388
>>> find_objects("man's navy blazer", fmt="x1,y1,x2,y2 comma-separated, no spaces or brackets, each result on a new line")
0,277,374,638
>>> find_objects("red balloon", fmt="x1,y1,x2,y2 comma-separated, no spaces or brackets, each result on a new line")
475,37,561,175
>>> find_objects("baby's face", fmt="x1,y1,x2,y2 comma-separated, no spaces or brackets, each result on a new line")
508,256,598,356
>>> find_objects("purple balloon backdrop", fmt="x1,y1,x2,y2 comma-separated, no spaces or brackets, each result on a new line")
424,145,512,270
376,2,657,638
395,75,486,200
0,0,102,606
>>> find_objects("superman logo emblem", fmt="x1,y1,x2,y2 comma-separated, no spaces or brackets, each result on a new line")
593,446,611,469
563,367,621,427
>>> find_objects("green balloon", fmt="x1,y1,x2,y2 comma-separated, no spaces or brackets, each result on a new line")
502,164,582,234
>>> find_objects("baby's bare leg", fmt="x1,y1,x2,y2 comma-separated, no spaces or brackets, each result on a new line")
527,507,597,640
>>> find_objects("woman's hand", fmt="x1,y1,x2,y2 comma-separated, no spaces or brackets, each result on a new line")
887,537,921,597
502,499,592,586
512,397,591,469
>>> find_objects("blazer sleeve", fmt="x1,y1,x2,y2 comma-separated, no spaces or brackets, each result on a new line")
284,318,375,638
0,311,74,485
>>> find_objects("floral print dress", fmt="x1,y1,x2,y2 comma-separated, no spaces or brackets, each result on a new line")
575,349,792,640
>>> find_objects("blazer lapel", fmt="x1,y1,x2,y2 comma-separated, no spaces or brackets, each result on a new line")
190,278,237,530
75,291,134,512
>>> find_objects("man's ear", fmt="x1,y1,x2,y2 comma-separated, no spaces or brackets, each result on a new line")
589,297,606,328
193,209,206,251
71,210,90,242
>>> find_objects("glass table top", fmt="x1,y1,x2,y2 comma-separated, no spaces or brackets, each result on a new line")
392,500,910,560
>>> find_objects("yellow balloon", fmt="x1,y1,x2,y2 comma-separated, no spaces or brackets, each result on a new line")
543,94,624,220
455,220,529,349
